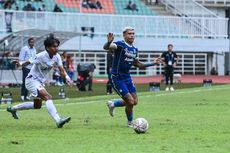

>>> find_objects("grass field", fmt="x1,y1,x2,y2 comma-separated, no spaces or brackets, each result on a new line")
0,84,230,153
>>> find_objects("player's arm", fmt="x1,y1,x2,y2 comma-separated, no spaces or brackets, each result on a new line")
159,53,166,67
11,59,31,67
134,58,159,68
103,33,117,51
173,54,179,68
13,53,39,67
57,53,72,85
58,66,72,85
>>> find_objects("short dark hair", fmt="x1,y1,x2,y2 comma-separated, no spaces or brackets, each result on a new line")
44,36,60,48
28,37,34,43
168,44,173,47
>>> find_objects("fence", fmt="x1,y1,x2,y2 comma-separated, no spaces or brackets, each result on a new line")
0,51,207,84
161,0,218,17
74,51,207,76
195,0,230,5
0,10,227,39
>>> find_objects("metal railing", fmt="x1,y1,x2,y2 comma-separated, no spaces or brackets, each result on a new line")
196,0,230,5
0,51,207,84
161,0,218,17
0,10,227,39
76,51,207,76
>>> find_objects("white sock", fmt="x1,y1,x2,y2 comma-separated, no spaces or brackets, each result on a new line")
45,100,60,123
12,102,34,110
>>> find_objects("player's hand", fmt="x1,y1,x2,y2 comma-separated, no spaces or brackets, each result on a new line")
173,63,177,68
107,33,114,43
65,75,73,86
66,80,74,86
153,57,160,65
11,60,20,66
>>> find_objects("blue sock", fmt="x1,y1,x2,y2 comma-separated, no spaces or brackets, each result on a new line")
126,112,133,122
114,100,123,107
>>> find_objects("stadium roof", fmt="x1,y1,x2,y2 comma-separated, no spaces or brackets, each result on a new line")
0,29,83,53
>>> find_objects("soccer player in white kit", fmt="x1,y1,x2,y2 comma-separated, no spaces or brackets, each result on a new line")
7,36,72,128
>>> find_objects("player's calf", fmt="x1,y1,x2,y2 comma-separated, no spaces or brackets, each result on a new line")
34,98,42,109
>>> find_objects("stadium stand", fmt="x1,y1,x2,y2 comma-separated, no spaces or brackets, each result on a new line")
112,0,157,15
0,0,158,15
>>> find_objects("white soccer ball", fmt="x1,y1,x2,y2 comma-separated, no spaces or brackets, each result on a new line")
133,118,149,134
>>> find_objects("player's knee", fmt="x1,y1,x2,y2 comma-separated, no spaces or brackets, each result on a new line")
45,95,52,100
38,90,52,101
127,98,135,106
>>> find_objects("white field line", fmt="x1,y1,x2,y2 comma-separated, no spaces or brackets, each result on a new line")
0,85,229,112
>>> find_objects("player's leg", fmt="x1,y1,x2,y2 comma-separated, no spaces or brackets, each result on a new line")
165,67,170,91
7,77,45,119
122,93,135,127
21,67,30,101
7,98,42,120
124,80,138,126
6,78,39,119
38,88,71,128
107,72,113,94
7,101,34,119
106,75,126,116
169,67,174,91
87,76,93,91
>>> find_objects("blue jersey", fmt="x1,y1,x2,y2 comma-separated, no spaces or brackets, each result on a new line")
112,40,138,79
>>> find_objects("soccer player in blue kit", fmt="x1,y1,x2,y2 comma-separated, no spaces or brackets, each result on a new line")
103,27,159,127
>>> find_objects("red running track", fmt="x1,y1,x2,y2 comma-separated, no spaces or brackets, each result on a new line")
94,75,230,84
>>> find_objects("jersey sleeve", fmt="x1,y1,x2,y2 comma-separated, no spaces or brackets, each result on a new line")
19,46,26,61
28,54,40,64
56,53,63,67
174,52,178,58
114,41,123,50
161,52,166,58
114,41,122,46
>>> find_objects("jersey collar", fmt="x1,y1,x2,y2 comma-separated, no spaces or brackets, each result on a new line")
123,40,133,48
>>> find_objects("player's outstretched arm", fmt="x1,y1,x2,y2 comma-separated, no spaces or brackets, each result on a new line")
59,66,73,85
134,58,159,68
11,59,31,67
103,33,117,51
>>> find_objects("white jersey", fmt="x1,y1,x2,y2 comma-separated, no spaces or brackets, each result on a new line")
19,45,37,69
27,50,63,83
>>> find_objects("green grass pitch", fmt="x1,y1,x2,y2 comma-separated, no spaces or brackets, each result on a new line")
0,85,230,153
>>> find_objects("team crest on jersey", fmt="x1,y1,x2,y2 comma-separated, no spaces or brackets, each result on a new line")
124,48,136,62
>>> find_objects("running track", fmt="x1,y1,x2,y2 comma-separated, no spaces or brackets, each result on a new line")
94,75,230,84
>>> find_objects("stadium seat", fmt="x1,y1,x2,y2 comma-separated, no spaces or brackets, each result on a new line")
112,0,157,15
0,0,158,15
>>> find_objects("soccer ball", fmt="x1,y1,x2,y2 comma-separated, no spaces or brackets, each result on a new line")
133,118,149,134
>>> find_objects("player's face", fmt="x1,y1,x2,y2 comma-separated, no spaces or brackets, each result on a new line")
168,46,173,52
124,30,135,44
28,39,34,48
48,43,59,55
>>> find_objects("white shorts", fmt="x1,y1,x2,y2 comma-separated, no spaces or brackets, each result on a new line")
25,77,45,98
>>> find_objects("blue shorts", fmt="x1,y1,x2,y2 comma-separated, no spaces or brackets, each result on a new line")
111,74,136,98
